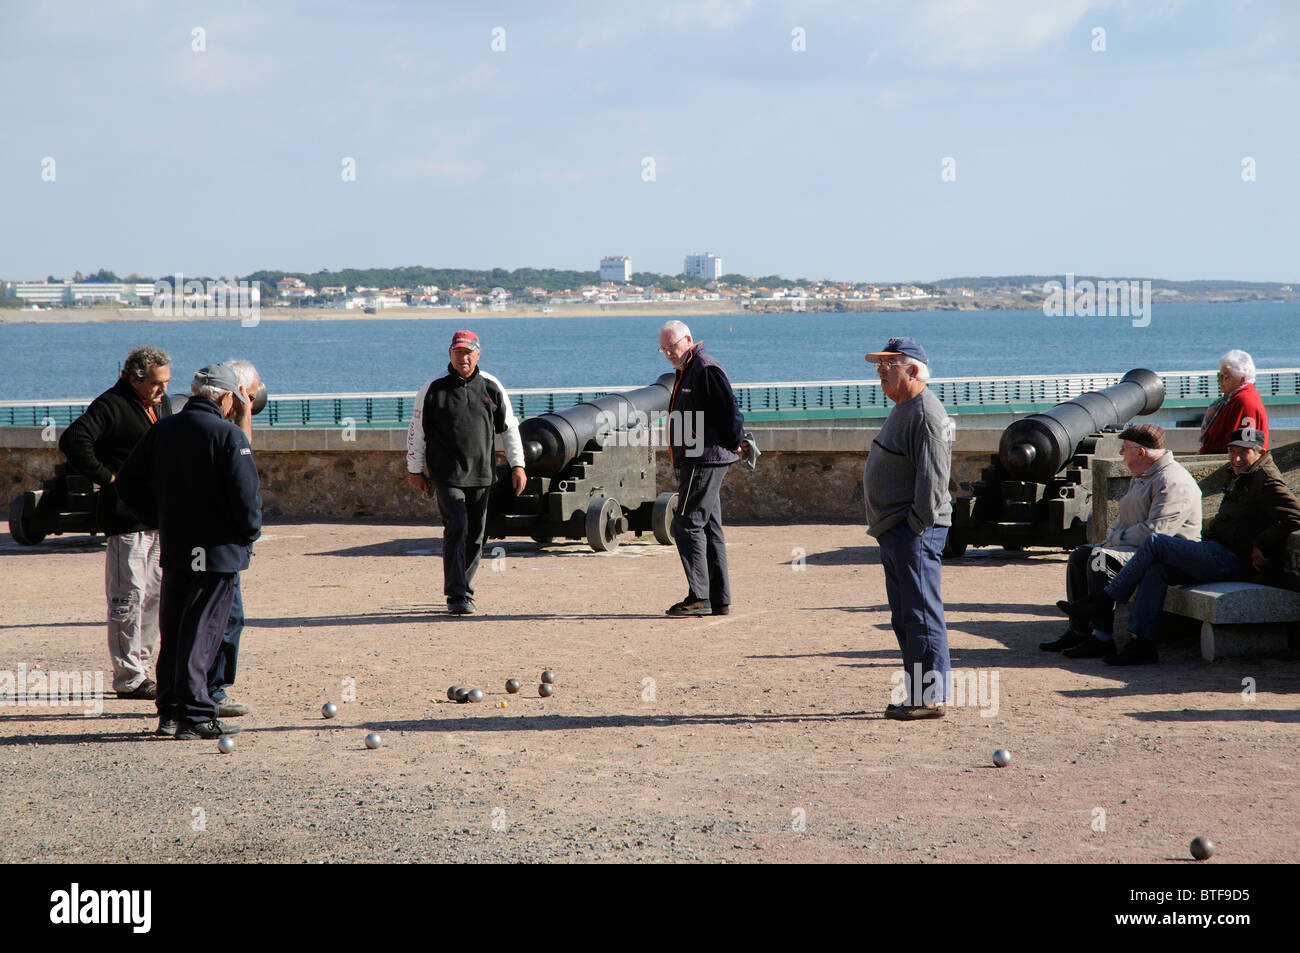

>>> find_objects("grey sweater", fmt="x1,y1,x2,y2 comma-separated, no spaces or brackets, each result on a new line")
864,387,953,537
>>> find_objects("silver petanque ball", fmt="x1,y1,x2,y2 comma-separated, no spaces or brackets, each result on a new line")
321,702,338,719
467,688,484,703
541,670,555,685
364,732,382,749
505,679,521,694
538,683,554,698
447,685,462,701
992,749,1012,768
217,736,235,754
1190,836,1215,861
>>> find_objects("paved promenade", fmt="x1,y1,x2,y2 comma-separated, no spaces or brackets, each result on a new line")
2,521,1297,863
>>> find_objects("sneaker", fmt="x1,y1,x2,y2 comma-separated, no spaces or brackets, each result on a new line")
174,719,242,740
116,678,157,700
666,598,712,616
1039,629,1086,652
448,598,474,616
1104,637,1158,666
1063,636,1115,659
217,697,250,717
155,719,178,737
884,704,946,720
711,605,731,616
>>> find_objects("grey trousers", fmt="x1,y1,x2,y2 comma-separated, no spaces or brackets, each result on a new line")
674,465,731,607
105,529,162,692
435,483,490,601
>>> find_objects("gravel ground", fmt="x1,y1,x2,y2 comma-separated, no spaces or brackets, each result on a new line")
2,521,1297,863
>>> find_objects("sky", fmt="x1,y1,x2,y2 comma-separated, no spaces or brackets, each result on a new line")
2,0,1296,284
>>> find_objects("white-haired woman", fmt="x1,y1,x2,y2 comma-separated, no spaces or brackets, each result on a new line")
1199,349,1269,454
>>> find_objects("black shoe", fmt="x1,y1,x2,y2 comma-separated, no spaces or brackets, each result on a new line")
711,605,731,616
175,719,242,740
1104,637,1158,666
155,719,177,737
1040,629,1087,652
884,704,946,720
1063,636,1115,659
666,598,712,616
1056,596,1105,618
448,598,474,616
117,678,157,700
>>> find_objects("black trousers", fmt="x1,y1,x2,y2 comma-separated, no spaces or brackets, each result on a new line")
674,464,731,607
435,483,491,601
158,568,237,725
1064,544,1124,635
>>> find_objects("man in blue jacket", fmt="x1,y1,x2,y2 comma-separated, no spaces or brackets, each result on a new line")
658,321,747,616
115,364,262,740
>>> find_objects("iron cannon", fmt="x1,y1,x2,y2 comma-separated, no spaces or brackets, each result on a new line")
486,373,679,552
944,369,1165,557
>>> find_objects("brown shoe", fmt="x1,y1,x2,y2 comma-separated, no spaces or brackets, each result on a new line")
116,678,157,700
884,704,946,720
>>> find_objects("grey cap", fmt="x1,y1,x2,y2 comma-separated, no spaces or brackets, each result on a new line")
195,363,248,404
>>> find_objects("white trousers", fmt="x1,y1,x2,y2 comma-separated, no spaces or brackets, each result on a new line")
106,530,162,692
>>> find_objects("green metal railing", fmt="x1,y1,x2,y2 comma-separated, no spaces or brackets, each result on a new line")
5,369,1299,429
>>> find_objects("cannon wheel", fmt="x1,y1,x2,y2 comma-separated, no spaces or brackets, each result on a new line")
940,535,967,559
8,492,46,546
651,492,679,546
586,496,622,552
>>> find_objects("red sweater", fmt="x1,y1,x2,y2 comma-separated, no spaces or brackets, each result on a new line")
1199,383,1268,454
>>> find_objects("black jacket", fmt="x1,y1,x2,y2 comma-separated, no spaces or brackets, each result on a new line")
59,376,173,535
115,397,262,573
666,344,744,469
408,366,523,488
1205,453,1300,570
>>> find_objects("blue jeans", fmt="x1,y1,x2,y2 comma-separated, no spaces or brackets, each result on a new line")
878,522,951,704
1104,534,1243,638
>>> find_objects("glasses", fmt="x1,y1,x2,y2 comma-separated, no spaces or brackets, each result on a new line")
875,361,905,374
659,336,686,354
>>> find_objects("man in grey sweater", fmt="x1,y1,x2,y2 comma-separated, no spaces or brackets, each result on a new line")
863,338,954,720
1043,424,1201,659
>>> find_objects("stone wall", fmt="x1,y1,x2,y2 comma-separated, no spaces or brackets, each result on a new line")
4,425,1298,526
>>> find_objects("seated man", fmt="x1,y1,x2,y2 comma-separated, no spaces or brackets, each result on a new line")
1043,424,1201,658
1062,427,1300,665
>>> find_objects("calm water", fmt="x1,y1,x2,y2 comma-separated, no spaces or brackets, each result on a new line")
1,301,1297,400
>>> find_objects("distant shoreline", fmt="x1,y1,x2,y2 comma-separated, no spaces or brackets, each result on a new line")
2,292,1294,325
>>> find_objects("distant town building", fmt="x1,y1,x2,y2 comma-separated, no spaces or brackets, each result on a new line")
600,256,632,282
683,253,722,281
6,280,155,306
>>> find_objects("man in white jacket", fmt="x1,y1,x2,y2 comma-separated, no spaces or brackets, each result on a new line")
1041,424,1201,658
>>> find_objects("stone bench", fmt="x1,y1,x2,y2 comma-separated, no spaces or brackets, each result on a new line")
1159,581,1300,661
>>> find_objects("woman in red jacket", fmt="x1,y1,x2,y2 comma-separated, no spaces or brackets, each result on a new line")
1200,349,1268,454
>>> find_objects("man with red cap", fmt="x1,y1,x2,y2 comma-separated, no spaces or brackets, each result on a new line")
406,330,527,615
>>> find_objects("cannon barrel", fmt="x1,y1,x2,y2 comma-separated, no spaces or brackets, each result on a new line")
521,372,675,477
998,369,1164,483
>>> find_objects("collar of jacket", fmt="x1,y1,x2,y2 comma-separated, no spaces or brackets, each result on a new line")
184,395,226,418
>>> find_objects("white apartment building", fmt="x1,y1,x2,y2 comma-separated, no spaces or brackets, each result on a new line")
683,253,722,281
600,256,632,282
7,281,156,306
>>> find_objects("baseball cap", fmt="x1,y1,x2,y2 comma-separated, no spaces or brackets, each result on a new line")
450,330,481,352
1227,427,1264,450
195,364,248,404
865,336,929,365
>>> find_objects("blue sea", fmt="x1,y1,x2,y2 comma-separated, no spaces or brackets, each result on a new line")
1,301,1297,400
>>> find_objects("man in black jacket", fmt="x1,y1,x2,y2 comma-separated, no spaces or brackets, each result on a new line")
115,364,262,739
59,346,172,700
658,321,747,617
406,330,526,615
1067,427,1300,665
